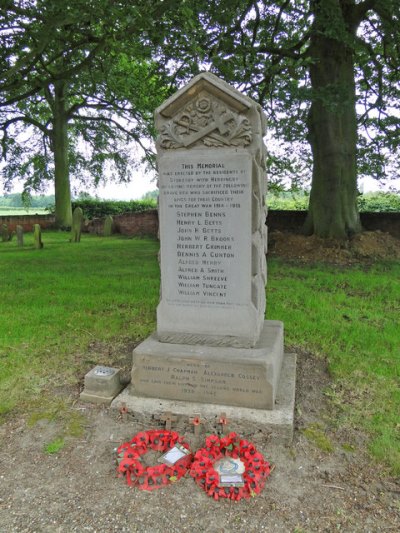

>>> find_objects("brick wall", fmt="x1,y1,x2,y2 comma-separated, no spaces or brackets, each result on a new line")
115,210,159,236
0,214,56,233
85,210,159,237
1,210,398,239
265,210,400,239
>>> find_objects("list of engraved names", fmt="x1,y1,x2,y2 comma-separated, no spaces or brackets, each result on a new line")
159,152,251,308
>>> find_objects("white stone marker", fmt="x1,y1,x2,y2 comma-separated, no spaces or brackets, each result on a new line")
131,73,284,409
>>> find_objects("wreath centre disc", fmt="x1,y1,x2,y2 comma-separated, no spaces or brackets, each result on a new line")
214,457,245,475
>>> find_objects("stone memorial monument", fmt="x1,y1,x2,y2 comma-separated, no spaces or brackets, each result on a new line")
130,73,285,410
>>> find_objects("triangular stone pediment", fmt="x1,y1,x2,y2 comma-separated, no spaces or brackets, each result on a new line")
156,73,253,150
157,72,252,118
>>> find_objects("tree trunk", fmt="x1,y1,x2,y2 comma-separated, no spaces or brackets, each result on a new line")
304,3,362,238
53,81,72,228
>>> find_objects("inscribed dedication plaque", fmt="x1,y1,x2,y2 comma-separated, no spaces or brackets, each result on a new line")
157,150,258,345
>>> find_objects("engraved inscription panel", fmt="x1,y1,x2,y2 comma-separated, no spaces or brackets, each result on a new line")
133,354,270,409
159,151,252,310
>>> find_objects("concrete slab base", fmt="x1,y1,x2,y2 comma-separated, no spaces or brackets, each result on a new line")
111,353,296,444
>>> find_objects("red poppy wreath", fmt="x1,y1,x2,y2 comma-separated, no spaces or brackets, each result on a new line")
190,432,271,500
116,430,192,490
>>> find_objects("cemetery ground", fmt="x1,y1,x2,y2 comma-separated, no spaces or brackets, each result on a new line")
0,232,399,532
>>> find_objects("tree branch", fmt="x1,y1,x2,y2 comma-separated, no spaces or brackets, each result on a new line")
0,85,42,108
1,114,50,136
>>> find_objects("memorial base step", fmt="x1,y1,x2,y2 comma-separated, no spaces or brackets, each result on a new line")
111,353,296,445
131,320,284,410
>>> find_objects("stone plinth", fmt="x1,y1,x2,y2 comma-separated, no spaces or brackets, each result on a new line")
132,321,283,410
113,353,296,444
80,366,124,405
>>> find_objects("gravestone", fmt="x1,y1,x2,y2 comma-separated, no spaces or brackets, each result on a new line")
103,215,113,236
130,73,284,410
71,207,83,242
1,224,9,242
33,224,43,249
16,225,24,247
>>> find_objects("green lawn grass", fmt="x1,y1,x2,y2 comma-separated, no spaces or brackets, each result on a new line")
0,232,399,474
267,259,400,474
0,232,159,418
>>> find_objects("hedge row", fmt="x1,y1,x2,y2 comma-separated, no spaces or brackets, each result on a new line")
70,192,399,219
71,199,157,220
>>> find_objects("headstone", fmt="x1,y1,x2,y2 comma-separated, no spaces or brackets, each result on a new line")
71,207,83,242
33,224,43,249
131,72,284,410
16,225,24,247
103,215,113,236
1,224,9,242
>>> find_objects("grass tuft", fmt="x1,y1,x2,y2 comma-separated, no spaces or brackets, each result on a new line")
44,437,65,454
302,424,334,453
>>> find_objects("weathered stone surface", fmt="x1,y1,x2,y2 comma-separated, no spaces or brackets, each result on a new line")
156,72,267,348
132,321,283,410
80,366,124,405
71,207,83,242
33,224,43,249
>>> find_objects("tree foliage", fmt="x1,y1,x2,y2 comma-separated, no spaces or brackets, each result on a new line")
0,0,199,226
1,1,399,236
195,0,400,236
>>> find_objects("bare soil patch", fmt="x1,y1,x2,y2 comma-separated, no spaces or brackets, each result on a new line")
1,351,399,532
269,230,400,265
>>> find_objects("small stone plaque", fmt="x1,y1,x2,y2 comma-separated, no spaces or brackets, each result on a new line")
80,365,124,405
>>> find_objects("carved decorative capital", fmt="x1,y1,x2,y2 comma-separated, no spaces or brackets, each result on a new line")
159,96,252,149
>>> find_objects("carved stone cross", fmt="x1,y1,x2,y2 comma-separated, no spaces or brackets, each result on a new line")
181,108,235,147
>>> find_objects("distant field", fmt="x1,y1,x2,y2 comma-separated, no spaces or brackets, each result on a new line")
0,207,49,216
